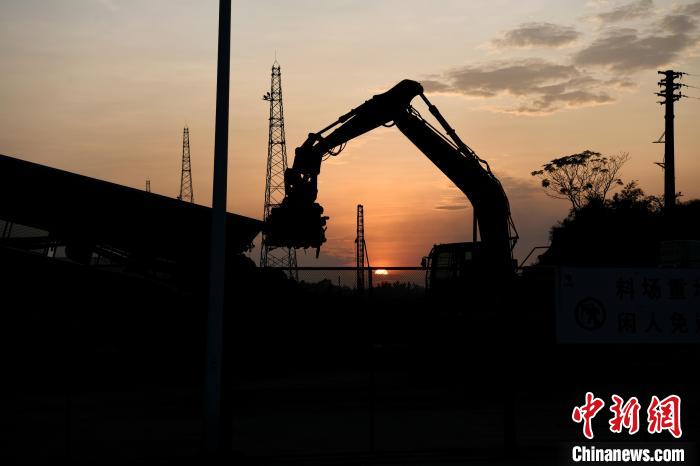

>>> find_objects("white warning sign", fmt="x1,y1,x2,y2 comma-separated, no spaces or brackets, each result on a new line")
556,267,700,343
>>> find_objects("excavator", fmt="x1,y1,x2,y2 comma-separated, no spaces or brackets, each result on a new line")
264,79,519,291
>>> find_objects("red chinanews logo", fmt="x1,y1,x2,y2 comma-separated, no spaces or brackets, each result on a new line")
572,392,682,439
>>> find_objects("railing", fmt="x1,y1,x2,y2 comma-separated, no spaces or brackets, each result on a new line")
264,266,428,293
517,245,550,269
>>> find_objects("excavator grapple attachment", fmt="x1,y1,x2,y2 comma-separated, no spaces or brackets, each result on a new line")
264,203,328,252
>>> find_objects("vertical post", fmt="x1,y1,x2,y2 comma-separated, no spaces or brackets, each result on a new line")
664,71,676,210
204,0,231,459
663,71,675,211
356,204,365,292
657,70,684,211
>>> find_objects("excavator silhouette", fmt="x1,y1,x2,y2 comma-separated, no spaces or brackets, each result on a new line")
265,79,519,291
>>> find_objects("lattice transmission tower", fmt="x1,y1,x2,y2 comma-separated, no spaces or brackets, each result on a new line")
355,204,371,292
178,126,194,203
260,61,297,275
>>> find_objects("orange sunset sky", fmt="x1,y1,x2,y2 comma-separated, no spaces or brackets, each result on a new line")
2,0,700,266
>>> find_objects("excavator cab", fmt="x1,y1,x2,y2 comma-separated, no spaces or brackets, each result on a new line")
423,242,484,293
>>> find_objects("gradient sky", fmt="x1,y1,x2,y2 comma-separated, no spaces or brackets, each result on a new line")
1,0,699,266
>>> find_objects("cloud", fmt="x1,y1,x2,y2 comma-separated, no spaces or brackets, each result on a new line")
594,0,654,23
425,59,577,97
573,12,700,72
422,2,699,114
434,185,470,210
492,22,581,48
606,77,637,89
497,173,542,199
435,204,468,210
676,2,700,16
423,59,614,114
509,90,614,114
434,172,541,210
659,13,697,34
420,79,453,93
434,189,469,210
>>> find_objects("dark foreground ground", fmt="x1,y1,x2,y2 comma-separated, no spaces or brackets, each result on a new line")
4,247,698,465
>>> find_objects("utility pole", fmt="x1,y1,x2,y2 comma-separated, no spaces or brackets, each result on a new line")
204,0,230,460
146,179,151,193
178,126,194,203
656,70,685,211
260,60,298,278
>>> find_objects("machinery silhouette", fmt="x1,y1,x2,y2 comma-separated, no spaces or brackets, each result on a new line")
265,79,518,288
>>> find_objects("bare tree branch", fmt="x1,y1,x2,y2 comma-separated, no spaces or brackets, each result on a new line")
531,150,629,210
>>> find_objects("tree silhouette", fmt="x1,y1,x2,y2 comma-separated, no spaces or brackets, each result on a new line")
531,150,628,210
537,181,700,267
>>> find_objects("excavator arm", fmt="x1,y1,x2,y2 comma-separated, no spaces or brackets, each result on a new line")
264,79,517,275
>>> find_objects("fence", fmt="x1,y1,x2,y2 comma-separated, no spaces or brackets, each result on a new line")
267,266,429,294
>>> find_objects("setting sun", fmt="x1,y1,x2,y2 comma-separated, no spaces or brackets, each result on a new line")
374,269,389,276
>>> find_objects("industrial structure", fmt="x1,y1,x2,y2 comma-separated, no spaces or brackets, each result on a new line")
355,204,371,291
178,126,194,203
0,153,260,279
656,70,686,211
265,79,518,291
259,61,297,276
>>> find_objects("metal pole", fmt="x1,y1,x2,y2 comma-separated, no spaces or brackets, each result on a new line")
663,70,675,211
356,204,365,292
204,0,231,459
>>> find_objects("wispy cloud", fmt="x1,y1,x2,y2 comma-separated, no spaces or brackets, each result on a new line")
423,1,700,114
676,2,700,17
497,173,542,199
492,22,581,48
593,0,654,23
435,204,468,210
573,12,700,72
433,172,540,210
423,59,614,114
434,184,470,210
